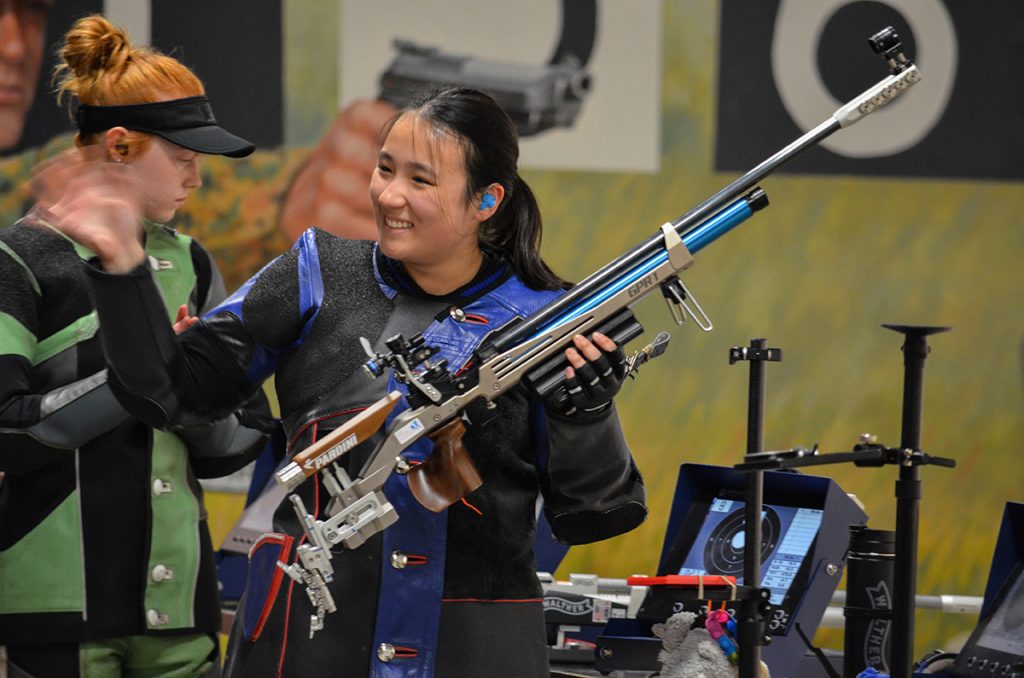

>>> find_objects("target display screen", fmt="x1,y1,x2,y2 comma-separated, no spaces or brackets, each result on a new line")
675,498,824,606
646,466,862,640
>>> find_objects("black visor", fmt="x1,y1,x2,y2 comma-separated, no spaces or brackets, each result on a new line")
75,96,255,158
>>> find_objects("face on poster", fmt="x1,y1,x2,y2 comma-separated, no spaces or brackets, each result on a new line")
0,0,50,153
339,0,662,173
2,0,281,158
0,2,138,155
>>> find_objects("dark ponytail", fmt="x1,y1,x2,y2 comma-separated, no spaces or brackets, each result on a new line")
480,174,568,290
409,87,569,290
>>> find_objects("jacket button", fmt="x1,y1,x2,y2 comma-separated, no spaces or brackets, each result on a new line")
377,643,396,662
152,479,172,495
146,609,169,626
448,306,466,322
151,564,175,582
390,551,408,569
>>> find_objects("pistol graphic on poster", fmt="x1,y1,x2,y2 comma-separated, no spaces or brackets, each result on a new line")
377,0,598,137
276,27,921,636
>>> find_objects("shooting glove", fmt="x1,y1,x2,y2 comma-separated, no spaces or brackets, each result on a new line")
547,344,628,420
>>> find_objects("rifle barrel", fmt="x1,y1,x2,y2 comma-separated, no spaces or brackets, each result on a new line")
529,191,766,339
492,117,840,353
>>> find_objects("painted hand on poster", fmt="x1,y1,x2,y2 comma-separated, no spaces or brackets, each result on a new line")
279,99,397,242
0,0,50,153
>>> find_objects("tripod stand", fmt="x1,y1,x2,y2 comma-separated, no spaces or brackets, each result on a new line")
736,325,956,678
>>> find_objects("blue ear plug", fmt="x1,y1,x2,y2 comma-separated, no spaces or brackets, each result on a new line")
479,193,496,210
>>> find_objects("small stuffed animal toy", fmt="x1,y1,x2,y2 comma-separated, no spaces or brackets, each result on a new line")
651,611,737,678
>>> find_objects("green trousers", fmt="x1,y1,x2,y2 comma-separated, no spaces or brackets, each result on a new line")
5,633,218,678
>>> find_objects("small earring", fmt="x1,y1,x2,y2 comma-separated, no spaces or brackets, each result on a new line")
479,193,496,210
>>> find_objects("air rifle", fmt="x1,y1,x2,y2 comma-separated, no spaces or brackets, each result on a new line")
274,27,921,636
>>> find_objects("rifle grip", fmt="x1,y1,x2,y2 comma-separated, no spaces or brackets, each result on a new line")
407,418,483,513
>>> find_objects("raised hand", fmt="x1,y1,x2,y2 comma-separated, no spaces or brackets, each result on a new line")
32,147,146,273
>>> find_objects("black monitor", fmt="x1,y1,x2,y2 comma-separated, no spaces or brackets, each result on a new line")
949,501,1024,678
597,463,867,678
975,563,1024,651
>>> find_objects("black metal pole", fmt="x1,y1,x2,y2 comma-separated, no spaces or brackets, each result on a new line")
882,324,950,678
730,338,782,678
742,338,767,678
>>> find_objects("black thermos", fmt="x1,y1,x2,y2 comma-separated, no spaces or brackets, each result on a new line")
843,526,896,678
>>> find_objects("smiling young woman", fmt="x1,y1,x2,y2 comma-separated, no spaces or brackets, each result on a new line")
45,86,647,678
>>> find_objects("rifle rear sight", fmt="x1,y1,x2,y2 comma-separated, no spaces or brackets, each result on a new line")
362,333,458,408
363,333,438,379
